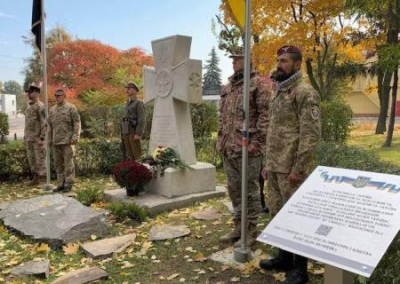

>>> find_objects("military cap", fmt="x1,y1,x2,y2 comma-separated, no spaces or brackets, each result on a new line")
277,45,302,57
229,46,245,58
125,82,139,91
25,84,41,93
54,89,66,96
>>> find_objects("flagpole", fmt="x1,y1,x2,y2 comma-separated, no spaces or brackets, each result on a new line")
41,0,53,191
234,0,252,263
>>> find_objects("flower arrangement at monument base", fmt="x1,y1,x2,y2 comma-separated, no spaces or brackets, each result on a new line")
143,146,190,176
112,160,153,197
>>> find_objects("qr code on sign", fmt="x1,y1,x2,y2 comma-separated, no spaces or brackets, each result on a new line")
315,224,333,237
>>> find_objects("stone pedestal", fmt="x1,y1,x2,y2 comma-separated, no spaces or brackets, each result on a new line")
147,162,216,198
105,163,224,214
104,186,225,215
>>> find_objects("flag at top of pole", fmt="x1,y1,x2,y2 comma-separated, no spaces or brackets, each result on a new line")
31,0,42,51
225,0,246,31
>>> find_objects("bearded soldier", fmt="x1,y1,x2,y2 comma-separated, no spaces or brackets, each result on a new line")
48,89,81,192
24,85,46,186
217,48,272,248
259,46,321,284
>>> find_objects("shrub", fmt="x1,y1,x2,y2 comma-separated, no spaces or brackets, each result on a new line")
364,233,400,284
0,136,217,182
0,113,9,144
75,139,123,175
190,101,218,138
107,202,148,222
316,142,400,175
76,186,104,206
0,141,30,181
321,98,353,143
195,136,223,168
113,161,153,196
79,104,127,139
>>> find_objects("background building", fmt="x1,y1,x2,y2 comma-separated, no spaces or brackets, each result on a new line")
0,94,17,117
346,56,400,117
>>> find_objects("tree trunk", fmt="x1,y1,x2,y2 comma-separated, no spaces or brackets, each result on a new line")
306,58,324,100
376,2,399,134
376,71,392,134
384,69,398,147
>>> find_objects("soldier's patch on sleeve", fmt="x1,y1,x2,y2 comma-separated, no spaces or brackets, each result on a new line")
311,106,320,120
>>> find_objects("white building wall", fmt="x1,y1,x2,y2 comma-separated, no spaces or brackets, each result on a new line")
0,94,17,117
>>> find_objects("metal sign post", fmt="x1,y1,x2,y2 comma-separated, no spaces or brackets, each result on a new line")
234,0,252,263
324,265,353,284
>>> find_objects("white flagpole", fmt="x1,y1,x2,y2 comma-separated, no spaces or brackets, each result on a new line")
234,0,252,263
41,0,53,191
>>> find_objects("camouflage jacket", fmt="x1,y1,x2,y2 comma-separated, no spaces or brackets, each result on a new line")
123,96,146,136
217,71,272,158
48,102,81,145
24,100,46,142
265,72,321,174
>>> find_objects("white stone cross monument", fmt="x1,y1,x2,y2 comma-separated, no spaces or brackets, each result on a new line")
143,35,219,198
143,35,202,165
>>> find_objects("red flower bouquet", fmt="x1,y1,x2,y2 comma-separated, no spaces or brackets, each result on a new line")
113,161,152,196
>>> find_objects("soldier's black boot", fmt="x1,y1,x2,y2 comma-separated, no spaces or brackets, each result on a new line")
54,180,65,192
62,185,72,193
260,249,294,271
284,255,309,284
53,185,64,192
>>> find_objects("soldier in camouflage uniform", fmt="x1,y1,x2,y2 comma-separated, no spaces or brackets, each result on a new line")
24,85,46,186
48,89,81,192
217,49,272,248
121,82,146,161
259,46,321,284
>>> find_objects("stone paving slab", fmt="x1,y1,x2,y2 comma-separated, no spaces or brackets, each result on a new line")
0,194,108,248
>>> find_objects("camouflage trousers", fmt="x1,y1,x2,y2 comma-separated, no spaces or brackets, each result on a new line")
267,171,302,216
123,134,142,161
223,155,262,225
26,141,46,176
53,144,76,187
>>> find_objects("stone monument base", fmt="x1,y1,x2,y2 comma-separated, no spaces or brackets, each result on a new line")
104,187,225,215
104,162,225,214
147,162,217,198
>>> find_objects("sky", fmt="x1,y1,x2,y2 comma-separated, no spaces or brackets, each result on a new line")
0,0,232,86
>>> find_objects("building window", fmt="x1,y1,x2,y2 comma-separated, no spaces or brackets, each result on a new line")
12,100,15,106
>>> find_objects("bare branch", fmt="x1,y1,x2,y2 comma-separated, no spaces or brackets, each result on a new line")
291,3,298,22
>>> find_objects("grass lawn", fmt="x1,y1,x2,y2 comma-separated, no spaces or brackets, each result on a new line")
348,123,400,167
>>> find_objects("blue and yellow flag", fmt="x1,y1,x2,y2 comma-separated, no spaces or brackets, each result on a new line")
225,0,245,31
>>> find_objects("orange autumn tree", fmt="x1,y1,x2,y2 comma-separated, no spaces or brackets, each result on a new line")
48,40,153,108
219,0,374,101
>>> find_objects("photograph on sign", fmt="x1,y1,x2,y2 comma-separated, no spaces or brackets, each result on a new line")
257,166,400,277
